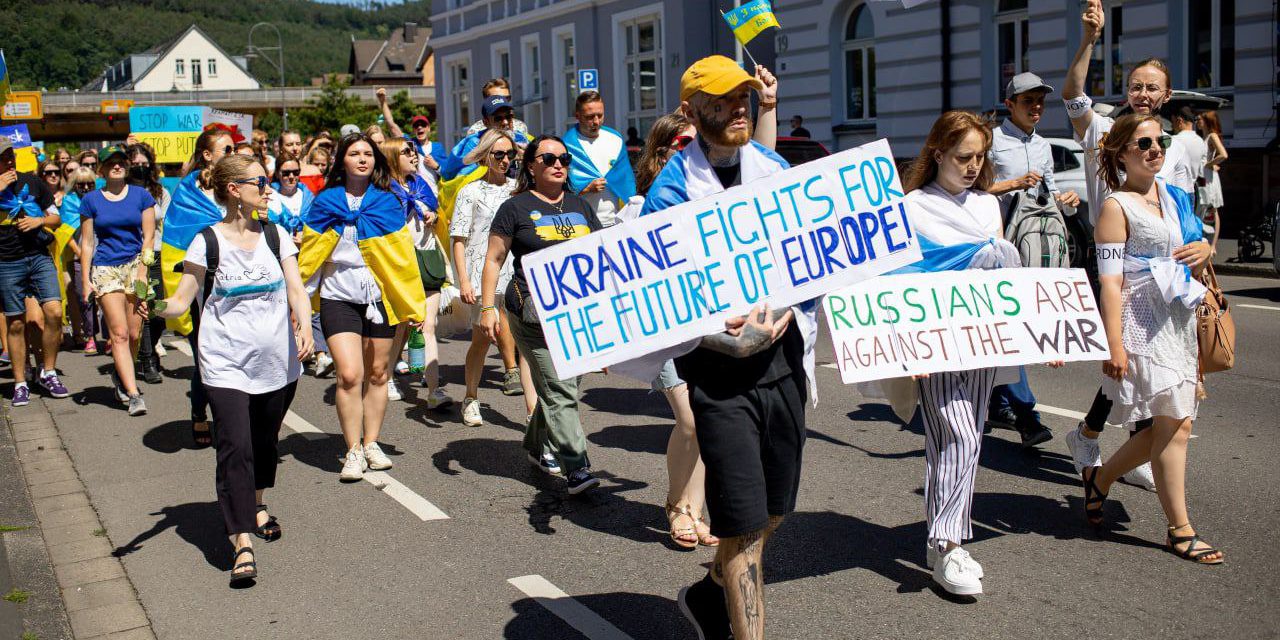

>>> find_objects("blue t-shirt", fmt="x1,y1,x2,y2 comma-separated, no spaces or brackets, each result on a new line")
80,186,157,267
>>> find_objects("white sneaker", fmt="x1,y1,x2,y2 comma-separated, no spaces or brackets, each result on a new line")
339,446,366,482
927,544,983,579
387,379,402,402
363,441,393,470
932,547,983,596
1065,422,1103,473
394,360,410,375
313,352,335,378
1122,461,1157,491
426,388,454,409
461,397,482,427
154,342,167,357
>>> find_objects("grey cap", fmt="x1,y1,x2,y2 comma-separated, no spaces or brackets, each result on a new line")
0,137,12,157
339,124,361,138
1005,72,1054,99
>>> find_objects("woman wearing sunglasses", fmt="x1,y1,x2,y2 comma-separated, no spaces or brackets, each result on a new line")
1082,114,1222,565
158,154,313,587
267,153,311,237
38,160,66,209
126,143,171,386
78,145,156,416
61,167,98,352
379,136,453,409
481,135,604,494
450,129,535,430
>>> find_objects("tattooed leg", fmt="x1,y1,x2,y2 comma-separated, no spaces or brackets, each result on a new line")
721,529,767,640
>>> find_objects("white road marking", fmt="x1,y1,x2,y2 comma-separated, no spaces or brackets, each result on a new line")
168,340,193,357
507,575,634,640
1034,403,1087,421
280,410,450,519
1239,304,1280,312
821,362,838,369
364,472,449,521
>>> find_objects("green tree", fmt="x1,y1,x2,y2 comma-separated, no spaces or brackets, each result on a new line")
291,77,378,134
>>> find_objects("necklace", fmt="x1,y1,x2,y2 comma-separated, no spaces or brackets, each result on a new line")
535,190,565,214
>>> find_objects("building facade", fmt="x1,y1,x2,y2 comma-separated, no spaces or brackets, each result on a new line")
429,0,775,146
773,0,1277,220
83,25,260,93
350,22,436,87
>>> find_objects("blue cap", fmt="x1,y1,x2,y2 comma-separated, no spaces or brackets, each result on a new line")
482,95,514,118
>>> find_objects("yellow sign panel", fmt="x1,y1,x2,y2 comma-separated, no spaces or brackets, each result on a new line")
13,147,38,173
133,132,199,164
1,92,43,120
101,99,134,114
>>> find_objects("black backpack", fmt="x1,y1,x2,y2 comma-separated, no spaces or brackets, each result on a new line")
198,223,282,303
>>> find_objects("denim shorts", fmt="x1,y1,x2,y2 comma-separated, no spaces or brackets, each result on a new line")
651,359,685,392
0,254,61,316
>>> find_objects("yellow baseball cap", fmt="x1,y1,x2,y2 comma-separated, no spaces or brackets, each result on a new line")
680,55,764,102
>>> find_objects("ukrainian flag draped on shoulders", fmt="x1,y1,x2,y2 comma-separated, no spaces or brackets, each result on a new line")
435,128,531,248
160,172,224,334
562,125,637,206
51,191,84,305
298,185,425,326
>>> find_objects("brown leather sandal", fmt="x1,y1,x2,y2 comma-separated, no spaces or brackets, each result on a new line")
665,502,699,550
693,516,720,547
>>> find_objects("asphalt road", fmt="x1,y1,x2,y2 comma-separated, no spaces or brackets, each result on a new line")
29,273,1280,639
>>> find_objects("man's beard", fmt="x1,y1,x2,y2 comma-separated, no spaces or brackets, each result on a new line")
695,109,752,148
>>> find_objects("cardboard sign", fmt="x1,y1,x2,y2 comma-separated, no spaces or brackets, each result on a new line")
202,107,253,143
823,267,1110,383
129,106,203,163
521,139,922,379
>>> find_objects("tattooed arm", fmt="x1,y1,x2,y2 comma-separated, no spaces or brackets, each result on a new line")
699,305,794,358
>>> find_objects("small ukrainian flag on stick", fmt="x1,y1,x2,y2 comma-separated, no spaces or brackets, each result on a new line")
0,50,11,108
721,0,782,65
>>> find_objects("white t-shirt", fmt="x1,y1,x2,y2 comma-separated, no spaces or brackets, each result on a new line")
271,188,306,221
1077,113,1180,225
576,129,624,227
1168,130,1207,194
151,188,170,251
185,224,302,392
319,193,381,304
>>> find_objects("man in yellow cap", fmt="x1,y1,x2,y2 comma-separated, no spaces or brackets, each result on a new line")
641,55,816,640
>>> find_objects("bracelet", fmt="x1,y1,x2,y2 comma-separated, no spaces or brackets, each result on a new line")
480,305,497,314
759,100,777,109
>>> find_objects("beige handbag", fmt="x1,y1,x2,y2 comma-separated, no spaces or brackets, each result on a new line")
1196,263,1235,374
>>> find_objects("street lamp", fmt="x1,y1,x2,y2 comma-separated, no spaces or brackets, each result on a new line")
245,22,288,130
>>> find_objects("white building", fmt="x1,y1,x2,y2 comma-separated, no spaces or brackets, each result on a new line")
773,0,1277,220
84,24,261,92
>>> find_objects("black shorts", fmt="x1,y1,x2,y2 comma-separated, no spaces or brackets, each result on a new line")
319,298,396,340
688,373,806,539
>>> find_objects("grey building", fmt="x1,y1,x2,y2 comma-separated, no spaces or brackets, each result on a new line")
429,0,776,148
773,0,1278,220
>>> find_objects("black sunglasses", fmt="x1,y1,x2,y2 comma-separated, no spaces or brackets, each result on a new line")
1128,134,1172,151
490,150,517,161
42,169,60,177
82,160,97,167
221,145,234,155
74,182,95,191
234,176,268,190
279,169,300,178
535,152,572,168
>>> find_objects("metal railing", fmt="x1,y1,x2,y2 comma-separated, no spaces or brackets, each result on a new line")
40,85,435,112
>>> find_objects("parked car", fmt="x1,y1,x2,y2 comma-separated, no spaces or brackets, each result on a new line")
775,136,831,166
1045,137,1093,269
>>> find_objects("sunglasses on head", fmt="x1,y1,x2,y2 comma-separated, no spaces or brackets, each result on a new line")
670,135,694,151
234,176,268,190
1128,134,1172,151
279,169,300,178
535,152,572,168
490,150,517,161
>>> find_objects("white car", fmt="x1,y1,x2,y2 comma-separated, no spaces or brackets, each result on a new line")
1045,137,1092,268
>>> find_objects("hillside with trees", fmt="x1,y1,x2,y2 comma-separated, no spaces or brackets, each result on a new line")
3,0,431,90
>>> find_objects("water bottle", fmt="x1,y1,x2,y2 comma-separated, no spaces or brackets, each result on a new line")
407,328,426,374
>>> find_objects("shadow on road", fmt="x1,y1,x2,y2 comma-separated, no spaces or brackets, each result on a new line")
140,420,203,453
587,422,672,455
504,591,684,640
111,501,230,570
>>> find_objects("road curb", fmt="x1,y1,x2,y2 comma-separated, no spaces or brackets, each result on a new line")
4,396,156,640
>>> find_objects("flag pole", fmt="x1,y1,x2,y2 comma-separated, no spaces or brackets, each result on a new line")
719,10,762,69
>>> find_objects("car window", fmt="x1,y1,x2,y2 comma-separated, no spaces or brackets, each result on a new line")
1050,145,1081,172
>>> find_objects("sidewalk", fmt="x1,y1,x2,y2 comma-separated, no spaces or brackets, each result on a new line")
1213,236,1276,278
2,395,155,640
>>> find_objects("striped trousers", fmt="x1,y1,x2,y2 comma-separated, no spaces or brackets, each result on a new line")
918,368,997,547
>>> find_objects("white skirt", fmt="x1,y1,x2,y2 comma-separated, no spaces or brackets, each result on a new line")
1102,354,1199,424
1200,169,1224,209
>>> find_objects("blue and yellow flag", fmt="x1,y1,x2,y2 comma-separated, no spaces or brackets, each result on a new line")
722,0,781,46
161,172,225,334
0,50,10,107
299,185,426,326
51,192,85,306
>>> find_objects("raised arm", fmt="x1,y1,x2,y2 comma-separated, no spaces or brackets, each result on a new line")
377,88,405,139
752,65,778,150
1064,0,1104,139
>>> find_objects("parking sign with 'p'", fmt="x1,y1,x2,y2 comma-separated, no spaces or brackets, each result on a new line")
577,68,599,92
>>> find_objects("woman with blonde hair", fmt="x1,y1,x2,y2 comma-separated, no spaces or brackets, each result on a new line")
159,153,314,586
1082,113,1222,564
62,167,98,351
450,129,535,429
378,135,453,409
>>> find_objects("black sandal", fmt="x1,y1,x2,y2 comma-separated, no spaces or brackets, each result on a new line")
191,421,212,449
1082,466,1108,527
254,505,281,542
230,546,257,585
1166,525,1225,565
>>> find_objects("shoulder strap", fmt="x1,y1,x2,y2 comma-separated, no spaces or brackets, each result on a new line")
263,222,282,262
199,226,220,304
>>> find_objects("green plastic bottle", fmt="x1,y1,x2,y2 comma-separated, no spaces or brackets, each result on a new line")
407,328,426,373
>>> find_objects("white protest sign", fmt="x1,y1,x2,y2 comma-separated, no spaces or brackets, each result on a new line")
522,139,922,379
202,107,254,143
823,267,1110,384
